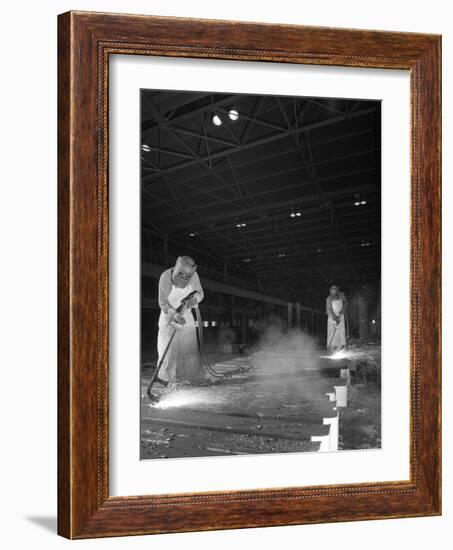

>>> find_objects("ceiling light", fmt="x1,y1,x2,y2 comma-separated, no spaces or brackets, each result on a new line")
354,193,367,206
189,232,197,237
296,212,302,217
212,114,222,126
141,144,151,152
228,109,239,121
242,258,251,263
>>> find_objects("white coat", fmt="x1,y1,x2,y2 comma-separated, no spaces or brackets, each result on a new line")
326,294,347,350
157,269,206,384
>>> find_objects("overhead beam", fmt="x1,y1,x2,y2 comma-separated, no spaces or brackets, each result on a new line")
200,225,380,253
178,210,379,239
142,93,236,132
305,98,346,115
147,128,380,190
258,258,379,275
141,145,195,160
143,166,377,220
142,261,322,313
143,93,299,135
150,182,377,230
171,125,236,147
143,106,378,184
145,127,377,187
221,232,380,259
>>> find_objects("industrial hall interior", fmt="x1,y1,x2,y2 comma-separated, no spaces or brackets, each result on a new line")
140,89,382,459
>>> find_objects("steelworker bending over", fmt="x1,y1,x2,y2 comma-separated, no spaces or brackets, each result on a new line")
156,256,209,386
326,285,348,352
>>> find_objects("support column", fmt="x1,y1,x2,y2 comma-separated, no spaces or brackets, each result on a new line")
287,302,293,330
358,294,369,339
241,311,247,345
296,302,301,329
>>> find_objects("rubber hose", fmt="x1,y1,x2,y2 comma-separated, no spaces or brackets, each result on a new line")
194,307,253,378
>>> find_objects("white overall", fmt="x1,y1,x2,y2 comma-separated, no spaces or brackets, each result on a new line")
157,283,206,384
327,299,346,350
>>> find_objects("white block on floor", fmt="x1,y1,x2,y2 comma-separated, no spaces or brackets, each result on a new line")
311,434,330,452
323,412,339,451
334,385,348,407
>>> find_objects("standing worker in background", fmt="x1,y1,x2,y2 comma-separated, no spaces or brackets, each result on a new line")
156,256,208,385
326,285,348,352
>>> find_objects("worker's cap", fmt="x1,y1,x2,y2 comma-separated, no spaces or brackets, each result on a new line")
175,256,197,273
173,256,197,288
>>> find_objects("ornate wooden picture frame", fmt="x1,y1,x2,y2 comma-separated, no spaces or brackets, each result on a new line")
58,11,441,539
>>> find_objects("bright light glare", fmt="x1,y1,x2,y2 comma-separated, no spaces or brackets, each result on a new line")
330,350,349,360
151,388,220,410
152,393,202,410
319,350,351,361
321,349,362,361
212,114,222,126
228,109,239,121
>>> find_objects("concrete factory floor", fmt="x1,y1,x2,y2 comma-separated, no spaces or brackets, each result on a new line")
339,382,381,450
140,346,381,459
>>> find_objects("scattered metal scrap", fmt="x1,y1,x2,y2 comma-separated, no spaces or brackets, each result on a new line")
141,350,353,459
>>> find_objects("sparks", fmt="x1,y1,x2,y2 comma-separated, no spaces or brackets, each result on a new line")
150,388,218,410
321,349,358,360
330,350,350,360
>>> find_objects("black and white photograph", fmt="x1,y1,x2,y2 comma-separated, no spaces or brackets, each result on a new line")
0,0,446,545
140,89,381,460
